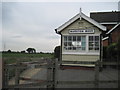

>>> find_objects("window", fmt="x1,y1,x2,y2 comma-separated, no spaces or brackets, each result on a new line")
63,36,86,51
89,36,99,51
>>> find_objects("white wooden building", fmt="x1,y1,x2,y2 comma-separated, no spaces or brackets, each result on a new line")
55,10,106,67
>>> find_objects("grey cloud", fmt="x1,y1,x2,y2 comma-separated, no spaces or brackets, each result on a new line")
11,35,22,38
2,2,118,52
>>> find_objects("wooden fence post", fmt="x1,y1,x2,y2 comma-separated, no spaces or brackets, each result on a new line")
2,60,5,87
4,67,8,87
95,60,99,88
3,60,9,87
47,59,53,89
52,58,58,89
15,59,20,85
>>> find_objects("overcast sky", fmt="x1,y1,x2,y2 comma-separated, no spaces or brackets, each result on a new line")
1,0,119,52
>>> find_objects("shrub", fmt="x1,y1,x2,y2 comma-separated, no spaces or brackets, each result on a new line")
54,46,60,60
117,36,120,59
107,43,117,61
103,46,107,59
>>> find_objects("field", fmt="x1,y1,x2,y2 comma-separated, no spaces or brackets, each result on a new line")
2,52,54,64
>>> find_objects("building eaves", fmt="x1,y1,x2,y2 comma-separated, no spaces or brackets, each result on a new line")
106,22,120,34
55,12,106,34
100,22,118,25
102,36,109,41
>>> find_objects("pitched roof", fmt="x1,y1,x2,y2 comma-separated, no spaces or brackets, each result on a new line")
90,11,120,23
55,12,106,33
106,22,120,34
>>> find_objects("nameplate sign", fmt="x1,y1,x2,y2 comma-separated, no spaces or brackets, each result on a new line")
69,28,95,34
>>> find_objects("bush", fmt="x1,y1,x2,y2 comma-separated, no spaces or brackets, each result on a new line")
103,46,107,59
54,46,60,60
117,36,120,59
107,43,117,61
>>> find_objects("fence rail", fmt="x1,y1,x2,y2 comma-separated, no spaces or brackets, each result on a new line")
3,58,118,89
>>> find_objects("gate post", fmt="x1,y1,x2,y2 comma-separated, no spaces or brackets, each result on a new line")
3,60,9,87
95,60,99,88
15,59,20,85
47,59,53,89
53,58,58,89
4,65,9,87
2,59,6,87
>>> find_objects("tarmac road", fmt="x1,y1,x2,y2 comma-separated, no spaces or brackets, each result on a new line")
31,67,118,88
8,65,118,88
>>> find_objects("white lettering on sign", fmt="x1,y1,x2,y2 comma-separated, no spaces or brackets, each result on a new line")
69,28,95,34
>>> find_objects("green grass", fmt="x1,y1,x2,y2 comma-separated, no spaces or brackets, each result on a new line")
2,52,54,64
2,52,54,81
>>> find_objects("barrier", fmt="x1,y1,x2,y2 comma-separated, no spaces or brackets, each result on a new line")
3,58,118,89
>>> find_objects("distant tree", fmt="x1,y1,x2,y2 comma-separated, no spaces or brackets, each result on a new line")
26,48,31,53
26,48,36,54
54,46,60,60
21,50,25,53
32,48,36,53
40,52,44,54
7,49,11,53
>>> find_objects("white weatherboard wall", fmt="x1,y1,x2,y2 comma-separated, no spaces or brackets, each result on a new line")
61,18,101,66
55,12,106,66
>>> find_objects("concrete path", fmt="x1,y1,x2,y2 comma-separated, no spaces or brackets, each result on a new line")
9,68,41,85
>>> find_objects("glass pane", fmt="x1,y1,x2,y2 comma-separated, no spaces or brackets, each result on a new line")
77,47,82,50
82,42,86,47
89,42,94,46
72,41,76,46
73,47,76,50
82,36,86,42
68,42,72,46
64,42,67,46
68,36,72,41
95,47,99,50
77,41,81,46
77,46,81,49
73,36,76,41
68,47,72,50
71,46,73,50
64,36,67,41
77,36,81,41
95,42,99,46
89,47,93,50
95,36,99,41
64,47,67,50
82,47,85,50
89,36,93,41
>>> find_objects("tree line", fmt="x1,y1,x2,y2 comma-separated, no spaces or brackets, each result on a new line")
2,48,55,55
2,46,60,59
3,48,38,54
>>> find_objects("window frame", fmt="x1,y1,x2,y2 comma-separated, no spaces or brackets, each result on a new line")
62,34,100,55
88,35,100,52
63,35,86,51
